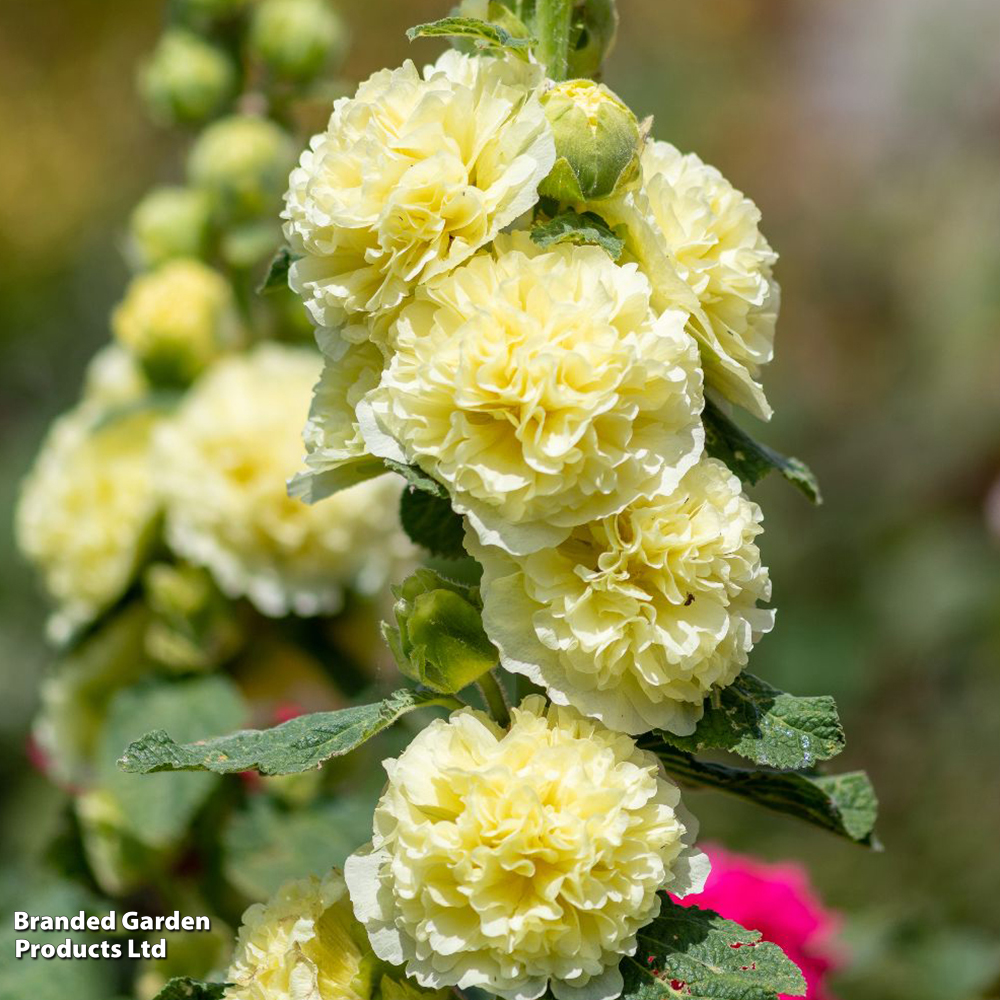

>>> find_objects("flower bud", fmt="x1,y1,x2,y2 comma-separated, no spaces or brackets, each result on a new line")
127,186,213,270
143,562,243,671
76,790,155,897
188,114,295,221
112,259,243,386
249,0,349,82
567,0,619,80
538,79,641,203
383,569,496,694
139,29,237,126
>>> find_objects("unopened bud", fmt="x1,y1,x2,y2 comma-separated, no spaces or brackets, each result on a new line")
143,562,244,671
112,259,242,386
188,114,296,221
383,569,496,694
139,29,237,126
128,186,213,270
539,79,641,203
249,0,349,82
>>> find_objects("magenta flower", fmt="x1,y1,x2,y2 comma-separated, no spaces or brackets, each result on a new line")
677,844,843,1000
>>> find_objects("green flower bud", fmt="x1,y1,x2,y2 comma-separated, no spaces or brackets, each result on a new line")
383,569,496,694
567,0,619,80
128,186,213,269
538,79,641,203
112,258,243,386
188,114,296,221
143,562,243,671
139,28,237,126
76,790,157,897
249,0,349,82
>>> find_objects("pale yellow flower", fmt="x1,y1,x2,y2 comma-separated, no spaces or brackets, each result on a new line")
466,459,773,736
155,344,415,617
16,405,160,644
290,336,386,503
226,870,373,1000
282,50,555,340
346,696,708,1000
602,140,779,419
358,233,704,555
112,258,242,383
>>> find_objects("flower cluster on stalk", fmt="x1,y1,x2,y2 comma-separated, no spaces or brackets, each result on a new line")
278,19,785,1000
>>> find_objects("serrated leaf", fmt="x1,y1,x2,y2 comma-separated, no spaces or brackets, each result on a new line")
223,794,375,901
399,487,467,560
646,744,878,845
530,210,625,260
703,401,821,504
149,979,229,1000
118,688,461,777
625,897,806,1000
384,458,450,498
656,674,844,769
257,246,302,294
98,675,246,848
407,15,535,53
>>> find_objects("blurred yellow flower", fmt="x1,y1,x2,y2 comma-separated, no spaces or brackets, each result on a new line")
155,344,414,617
603,140,779,419
467,459,774,736
359,234,704,555
345,696,708,1000
226,870,373,1000
16,405,160,644
112,258,242,385
282,50,555,339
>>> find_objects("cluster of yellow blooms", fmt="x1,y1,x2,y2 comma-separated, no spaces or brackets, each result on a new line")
20,7,791,998
242,35,783,1000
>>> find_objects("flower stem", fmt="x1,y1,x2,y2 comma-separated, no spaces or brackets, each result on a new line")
536,0,573,81
477,670,511,728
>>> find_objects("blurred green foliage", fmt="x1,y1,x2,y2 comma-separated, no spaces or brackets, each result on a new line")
1,1,999,998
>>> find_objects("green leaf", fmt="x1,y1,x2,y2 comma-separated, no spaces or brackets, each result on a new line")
656,673,845,769
625,897,806,999
645,744,879,846
531,210,625,261
406,15,535,53
149,979,229,1000
703,401,821,504
98,675,246,848
257,246,301,294
384,458,449,498
223,794,375,901
118,688,461,777
399,487,467,560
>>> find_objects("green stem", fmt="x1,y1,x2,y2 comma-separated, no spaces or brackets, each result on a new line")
477,670,511,728
535,0,573,81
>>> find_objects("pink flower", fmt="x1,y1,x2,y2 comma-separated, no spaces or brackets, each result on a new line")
676,844,843,1000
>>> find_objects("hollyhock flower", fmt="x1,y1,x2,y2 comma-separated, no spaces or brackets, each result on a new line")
346,696,708,1000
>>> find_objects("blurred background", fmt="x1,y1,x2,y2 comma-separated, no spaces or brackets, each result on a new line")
1,0,999,997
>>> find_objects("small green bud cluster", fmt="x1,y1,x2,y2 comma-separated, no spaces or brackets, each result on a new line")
383,569,497,695
140,28,237,125
249,0,350,82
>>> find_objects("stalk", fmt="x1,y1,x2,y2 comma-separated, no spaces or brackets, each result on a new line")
535,0,573,81
477,670,512,728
